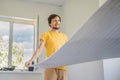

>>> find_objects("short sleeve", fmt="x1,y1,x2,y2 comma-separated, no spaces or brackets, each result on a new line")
40,32,48,44
66,36,68,42
64,34,68,42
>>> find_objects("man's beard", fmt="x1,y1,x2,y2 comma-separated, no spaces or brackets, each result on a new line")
52,27,60,30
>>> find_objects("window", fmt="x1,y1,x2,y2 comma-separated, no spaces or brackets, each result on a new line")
12,23,34,69
0,16,39,70
0,21,10,68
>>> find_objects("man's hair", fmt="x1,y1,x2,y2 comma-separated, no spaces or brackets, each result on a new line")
48,14,61,25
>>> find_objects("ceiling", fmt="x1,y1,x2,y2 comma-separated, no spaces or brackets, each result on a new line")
24,0,65,6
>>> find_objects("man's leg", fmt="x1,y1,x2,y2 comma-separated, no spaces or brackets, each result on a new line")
45,68,57,80
55,69,67,80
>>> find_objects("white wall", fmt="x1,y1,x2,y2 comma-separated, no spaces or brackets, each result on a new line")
62,0,99,37
99,0,107,7
62,0,104,80
103,58,120,80
68,61,104,80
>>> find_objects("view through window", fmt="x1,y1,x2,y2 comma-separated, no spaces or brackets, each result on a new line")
0,21,9,69
0,17,37,70
13,23,34,69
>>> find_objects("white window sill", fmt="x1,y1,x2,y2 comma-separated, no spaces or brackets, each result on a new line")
0,70,43,74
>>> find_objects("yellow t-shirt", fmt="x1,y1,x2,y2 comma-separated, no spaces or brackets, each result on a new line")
40,30,68,70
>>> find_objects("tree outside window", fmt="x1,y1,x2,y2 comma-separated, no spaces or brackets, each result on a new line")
0,20,35,70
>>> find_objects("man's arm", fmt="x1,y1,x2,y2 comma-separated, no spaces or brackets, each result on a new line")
25,40,44,67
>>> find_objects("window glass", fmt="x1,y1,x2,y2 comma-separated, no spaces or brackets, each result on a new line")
13,23,34,69
0,21,10,68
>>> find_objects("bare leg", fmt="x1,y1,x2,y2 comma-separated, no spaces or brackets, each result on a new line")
55,69,67,80
45,68,57,80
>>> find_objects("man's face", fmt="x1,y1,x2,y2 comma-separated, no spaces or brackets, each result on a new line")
49,16,61,30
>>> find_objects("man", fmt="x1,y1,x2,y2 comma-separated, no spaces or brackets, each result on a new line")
25,14,68,80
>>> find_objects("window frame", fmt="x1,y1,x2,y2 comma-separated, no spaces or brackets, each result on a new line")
0,15,39,69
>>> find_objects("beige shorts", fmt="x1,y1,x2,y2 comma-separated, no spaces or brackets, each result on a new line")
45,68,67,80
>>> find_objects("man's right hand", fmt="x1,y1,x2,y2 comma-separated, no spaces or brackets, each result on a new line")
25,60,32,67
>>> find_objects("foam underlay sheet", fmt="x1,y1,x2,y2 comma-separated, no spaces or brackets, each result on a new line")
38,0,120,68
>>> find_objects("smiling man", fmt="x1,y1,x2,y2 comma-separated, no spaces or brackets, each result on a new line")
25,14,68,80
